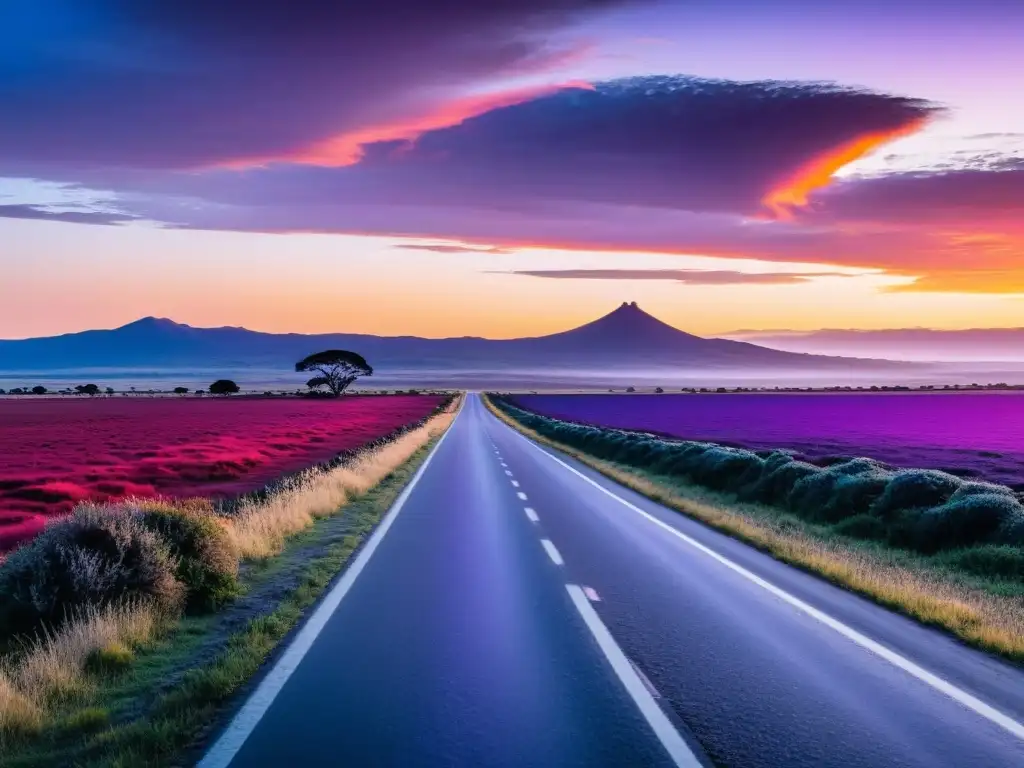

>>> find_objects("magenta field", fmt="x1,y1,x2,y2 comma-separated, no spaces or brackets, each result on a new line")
0,395,443,551
512,393,1024,488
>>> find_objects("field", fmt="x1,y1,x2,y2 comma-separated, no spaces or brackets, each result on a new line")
0,395,443,551
495,394,1024,561
511,393,1024,487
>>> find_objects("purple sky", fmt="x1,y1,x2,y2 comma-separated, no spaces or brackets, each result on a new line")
2,0,1023,338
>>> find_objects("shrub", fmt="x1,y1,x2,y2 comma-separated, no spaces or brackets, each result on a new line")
870,470,962,521
788,462,886,522
934,545,1024,581
136,501,239,614
688,448,764,493
947,482,1017,502
789,468,846,520
912,494,1024,553
816,470,891,523
749,459,820,506
0,505,183,640
832,514,888,541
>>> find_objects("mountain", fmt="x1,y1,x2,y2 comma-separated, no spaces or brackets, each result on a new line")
0,302,903,375
723,327,1024,362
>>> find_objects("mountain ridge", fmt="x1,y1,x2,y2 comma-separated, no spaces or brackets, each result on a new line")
0,303,906,372
725,326,1024,362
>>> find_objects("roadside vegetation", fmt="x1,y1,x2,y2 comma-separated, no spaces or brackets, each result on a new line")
486,395,1024,661
0,396,459,764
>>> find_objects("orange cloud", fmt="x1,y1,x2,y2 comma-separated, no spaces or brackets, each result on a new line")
291,81,595,167
762,116,930,219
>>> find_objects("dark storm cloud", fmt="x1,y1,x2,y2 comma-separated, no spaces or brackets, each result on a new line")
505,269,854,284
0,0,643,172
142,77,938,219
0,204,134,225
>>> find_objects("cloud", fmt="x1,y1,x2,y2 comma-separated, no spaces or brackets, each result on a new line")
0,204,134,226
0,0,640,173
813,164,1024,226
394,243,514,255
505,268,855,284
117,76,938,220
12,24,1020,298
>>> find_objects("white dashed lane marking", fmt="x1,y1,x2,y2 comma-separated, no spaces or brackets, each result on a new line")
540,539,564,566
517,491,528,501
513,425,1024,745
524,507,539,522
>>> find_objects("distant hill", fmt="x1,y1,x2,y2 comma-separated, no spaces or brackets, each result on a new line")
724,327,1024,362
0,302,904,374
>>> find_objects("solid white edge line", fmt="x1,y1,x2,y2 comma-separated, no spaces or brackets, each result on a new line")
566,584,702,768
524,506,539,523
198,402,464,768
630,658,662,700
540,538,564,565
505,423,1024,743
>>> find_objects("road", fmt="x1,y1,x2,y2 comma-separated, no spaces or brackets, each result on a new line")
201,394,1024,767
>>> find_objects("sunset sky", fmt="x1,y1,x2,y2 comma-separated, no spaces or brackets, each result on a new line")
2,0,1022,340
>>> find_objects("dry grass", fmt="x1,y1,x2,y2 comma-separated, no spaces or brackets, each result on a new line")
0,602,159,746
0,397,461,753
227,399,461,559
484,396,1024,661
0,670,43,746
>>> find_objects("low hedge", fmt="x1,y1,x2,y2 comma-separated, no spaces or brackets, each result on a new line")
492,396,1024,560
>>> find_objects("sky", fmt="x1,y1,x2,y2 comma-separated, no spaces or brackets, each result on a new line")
1,0,1022,340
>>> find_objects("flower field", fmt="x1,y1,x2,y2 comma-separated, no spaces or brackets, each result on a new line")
511,393,1024,487
0,395,443,551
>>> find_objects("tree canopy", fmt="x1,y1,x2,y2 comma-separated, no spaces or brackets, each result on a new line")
296,350,372,396
209,379,240,395
75,384,101,396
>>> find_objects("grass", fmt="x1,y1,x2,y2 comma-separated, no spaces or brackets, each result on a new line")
85,533,365,765
0,399,458,767
483,395,1024,662
226,406,458,558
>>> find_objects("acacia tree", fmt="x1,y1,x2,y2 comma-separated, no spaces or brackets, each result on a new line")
209,379,240,395
296,350,372,396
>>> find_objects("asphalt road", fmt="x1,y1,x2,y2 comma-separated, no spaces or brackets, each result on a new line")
201,394,1024,767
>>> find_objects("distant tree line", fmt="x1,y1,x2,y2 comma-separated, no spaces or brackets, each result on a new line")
1,348,376,399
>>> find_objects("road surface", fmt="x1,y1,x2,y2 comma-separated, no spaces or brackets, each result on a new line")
202,394,1024,767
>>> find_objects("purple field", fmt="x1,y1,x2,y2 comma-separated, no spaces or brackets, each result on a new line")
512,393,1024,488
